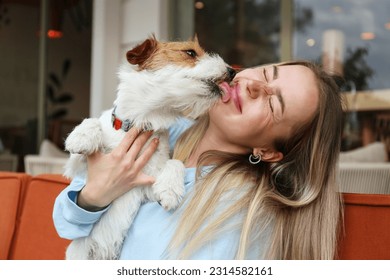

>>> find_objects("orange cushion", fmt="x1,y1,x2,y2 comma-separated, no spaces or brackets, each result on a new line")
8,174,71,260
339,193,390,260
0,172,30,259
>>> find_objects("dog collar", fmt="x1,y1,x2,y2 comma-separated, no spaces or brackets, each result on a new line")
111,107,153,132
111,107,133,132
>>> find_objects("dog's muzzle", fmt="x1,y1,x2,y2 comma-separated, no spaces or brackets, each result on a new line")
226,67,236,81
210,66,236,96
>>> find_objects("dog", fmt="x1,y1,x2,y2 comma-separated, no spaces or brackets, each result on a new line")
63,35,235,259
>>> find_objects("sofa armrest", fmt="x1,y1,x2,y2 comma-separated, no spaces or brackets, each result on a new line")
338,192,390,259
8,174,71,260
0,172,31,259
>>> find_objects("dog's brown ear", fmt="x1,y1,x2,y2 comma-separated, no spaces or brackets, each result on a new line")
193,33,199,43
126,37,157,66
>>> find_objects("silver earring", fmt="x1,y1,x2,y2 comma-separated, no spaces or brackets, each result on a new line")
249,153,262,164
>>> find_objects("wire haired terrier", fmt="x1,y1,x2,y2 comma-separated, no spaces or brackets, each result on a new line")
63,35,236,259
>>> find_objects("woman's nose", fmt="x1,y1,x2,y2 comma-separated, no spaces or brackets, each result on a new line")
247,80,268,99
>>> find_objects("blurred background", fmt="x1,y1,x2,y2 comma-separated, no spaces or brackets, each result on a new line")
0,0,389,172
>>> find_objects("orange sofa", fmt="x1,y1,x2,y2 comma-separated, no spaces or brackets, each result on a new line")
338,192,390,259
0,172,71,259
0,171,389,260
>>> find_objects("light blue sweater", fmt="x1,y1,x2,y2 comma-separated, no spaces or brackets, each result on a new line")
53,118,266,259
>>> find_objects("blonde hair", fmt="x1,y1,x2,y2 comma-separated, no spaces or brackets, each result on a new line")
170,61,344,259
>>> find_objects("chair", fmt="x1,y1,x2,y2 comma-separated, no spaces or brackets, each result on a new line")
339,142,390,194
0,154,18,172
338,192,390,259
24,155,68,176
0,172,31,260
339,162,390,194
24,139,69,176
8,174,71,260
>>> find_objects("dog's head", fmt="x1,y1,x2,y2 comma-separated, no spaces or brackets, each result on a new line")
122,35,235,120
127,35,209,70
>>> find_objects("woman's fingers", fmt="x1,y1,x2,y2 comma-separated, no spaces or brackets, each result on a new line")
110,128,159,187
124,130,154,162
79,128,160,210
134,173,157,187
113,127,142,157
132,137,159,176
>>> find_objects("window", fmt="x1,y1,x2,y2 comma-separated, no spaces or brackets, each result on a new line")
194,0,281,68
293,0,390,91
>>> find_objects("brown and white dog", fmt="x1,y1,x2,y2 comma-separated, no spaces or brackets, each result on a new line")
63,35,235,259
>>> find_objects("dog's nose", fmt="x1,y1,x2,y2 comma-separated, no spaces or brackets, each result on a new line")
227,67,236,81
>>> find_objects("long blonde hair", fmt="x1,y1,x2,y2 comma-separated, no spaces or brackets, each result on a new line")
170,61,344,259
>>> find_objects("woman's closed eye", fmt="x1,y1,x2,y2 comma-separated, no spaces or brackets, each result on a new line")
269,96,274,113
259,73,274,114
263,68,269,82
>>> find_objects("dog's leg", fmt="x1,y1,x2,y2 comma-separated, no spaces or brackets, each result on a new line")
65,118,103,155
66,186,145,260
152,159,185,211
66,238,92,260
63,153,87,179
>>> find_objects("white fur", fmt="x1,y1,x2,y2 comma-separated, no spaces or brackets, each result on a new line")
63,47,229,259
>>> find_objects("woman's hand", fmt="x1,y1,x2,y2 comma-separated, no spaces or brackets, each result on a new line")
77,128,159,211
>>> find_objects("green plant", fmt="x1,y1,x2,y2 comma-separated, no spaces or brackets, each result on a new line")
0,0,11,30
46,58,74,119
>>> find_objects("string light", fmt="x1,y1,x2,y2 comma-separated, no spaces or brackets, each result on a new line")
306,38,316,47
195,1,204,9
360,32,375,40
47,29,63,39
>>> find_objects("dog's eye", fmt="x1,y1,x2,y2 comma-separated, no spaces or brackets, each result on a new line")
185,49,197,58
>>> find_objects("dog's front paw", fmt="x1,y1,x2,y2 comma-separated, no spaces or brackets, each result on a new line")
153,159,185,211
65,118,103,155
157,189,183,211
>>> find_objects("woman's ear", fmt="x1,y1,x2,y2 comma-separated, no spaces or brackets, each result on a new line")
253,148,284,163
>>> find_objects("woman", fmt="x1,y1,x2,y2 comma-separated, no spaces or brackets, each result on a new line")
53,60,344,260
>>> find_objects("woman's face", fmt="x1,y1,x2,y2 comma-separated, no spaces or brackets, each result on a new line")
209,64,319,161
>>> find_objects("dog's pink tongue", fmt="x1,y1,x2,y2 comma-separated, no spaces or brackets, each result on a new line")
220,82,231,103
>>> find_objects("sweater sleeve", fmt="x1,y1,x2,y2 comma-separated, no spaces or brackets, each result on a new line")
52,175,110,240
